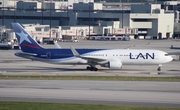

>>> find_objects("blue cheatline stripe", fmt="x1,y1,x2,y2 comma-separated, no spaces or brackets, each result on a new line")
35,48,107,59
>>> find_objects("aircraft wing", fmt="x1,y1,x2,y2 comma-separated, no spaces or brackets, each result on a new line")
70,46,108,64
81,56,109,64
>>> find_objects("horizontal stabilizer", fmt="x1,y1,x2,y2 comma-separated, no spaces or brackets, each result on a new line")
15,52,37,56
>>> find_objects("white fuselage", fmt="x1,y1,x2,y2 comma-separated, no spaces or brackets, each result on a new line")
17,49,173,66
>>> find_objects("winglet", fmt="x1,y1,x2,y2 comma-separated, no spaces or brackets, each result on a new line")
70,46,80,57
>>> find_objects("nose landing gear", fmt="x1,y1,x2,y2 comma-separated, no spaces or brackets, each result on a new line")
157,67,161,71
157,64,162,71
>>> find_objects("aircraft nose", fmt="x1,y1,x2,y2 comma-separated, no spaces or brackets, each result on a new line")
167,56,173,62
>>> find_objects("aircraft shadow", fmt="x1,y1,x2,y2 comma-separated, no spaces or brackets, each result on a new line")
26,66,145,72
27,66,89,71
0,66,150,72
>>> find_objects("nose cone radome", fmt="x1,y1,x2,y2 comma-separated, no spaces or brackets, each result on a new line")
167,56,173,63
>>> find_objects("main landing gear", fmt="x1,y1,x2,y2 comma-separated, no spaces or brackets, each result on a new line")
86,66,98,71
157,64,162,71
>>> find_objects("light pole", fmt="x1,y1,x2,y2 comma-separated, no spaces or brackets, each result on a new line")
50,0,52,39
14,0,16,22
66,1,68,26
76,29,77,37
42,0,44,24
2,0,4,26
88,2,90,39
120,0,123,28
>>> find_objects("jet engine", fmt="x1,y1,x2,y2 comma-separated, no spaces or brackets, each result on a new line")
101,60,123,69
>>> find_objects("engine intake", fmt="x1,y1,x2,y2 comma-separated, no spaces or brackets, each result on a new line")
101,60,122,69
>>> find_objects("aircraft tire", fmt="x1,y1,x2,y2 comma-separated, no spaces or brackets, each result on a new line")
94,68,98,71
86,66,90,70
157,67,161,71
90,67,94,71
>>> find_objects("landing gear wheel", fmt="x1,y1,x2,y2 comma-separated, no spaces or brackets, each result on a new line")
94,68,98,71
87,66,98,71
90,67,94,71
157,67,161,71
157,64,162,71
86,66,90,70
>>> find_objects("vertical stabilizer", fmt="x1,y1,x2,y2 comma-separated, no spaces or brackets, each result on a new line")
11,23,43,53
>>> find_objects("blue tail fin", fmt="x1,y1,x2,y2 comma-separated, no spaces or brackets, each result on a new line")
11,23,43,53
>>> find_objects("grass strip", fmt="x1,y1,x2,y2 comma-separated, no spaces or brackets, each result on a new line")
0,75,180,81
0,101,179,110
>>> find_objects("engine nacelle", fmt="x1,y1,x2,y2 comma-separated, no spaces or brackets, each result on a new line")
101,60,123,69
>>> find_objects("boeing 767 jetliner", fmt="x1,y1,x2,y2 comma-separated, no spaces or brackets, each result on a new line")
11,23,173,71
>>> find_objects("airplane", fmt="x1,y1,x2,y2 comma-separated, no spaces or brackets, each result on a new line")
11,23,173,71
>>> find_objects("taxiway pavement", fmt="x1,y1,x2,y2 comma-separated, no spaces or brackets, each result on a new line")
0,80,180,108
0,40,180,107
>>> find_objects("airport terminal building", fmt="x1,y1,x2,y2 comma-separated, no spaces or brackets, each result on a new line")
0,0,177,40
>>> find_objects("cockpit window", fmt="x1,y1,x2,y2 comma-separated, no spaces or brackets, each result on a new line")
165,54,169,56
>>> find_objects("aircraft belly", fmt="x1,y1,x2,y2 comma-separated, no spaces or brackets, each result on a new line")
123,59,157,65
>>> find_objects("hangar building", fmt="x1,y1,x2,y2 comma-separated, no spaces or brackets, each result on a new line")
0,0,175,39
